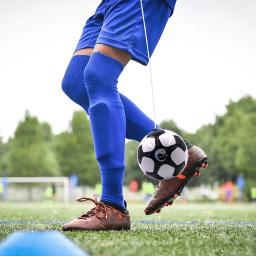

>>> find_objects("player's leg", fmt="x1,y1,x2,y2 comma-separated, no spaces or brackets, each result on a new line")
62,46,133,232
62,1,132,232
83,46,129,211
63,0,158,231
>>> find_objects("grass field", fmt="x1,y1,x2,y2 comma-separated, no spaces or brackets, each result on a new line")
0,202,256,256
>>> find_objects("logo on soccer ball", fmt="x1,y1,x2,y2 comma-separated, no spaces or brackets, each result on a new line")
137,129,188,181
154,149,167,162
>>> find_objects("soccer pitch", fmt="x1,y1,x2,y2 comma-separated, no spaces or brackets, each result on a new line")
0,203,256,256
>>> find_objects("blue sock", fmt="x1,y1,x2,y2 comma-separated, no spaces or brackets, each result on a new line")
121,94,155,141
61,55,90,113
84,52,126,209
61,55,154,142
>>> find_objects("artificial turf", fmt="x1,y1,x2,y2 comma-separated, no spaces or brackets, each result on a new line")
0,203,256,256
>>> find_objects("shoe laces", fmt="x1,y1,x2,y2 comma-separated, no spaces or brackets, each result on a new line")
77,196,125,220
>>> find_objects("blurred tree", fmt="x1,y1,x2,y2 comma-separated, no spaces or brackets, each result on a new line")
125,97,256,188
187,123,227,186
0,137,8,175
6,112,59,176
215,97,256,179
2,96,256,190
189,96,256,186
54,111,99,185
41,122,53,142
0,137,4,156
160,119,184,136
125,140,141,185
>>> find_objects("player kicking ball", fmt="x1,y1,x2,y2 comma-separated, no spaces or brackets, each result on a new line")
62,0,208,231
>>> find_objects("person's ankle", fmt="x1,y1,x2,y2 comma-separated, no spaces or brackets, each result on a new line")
101,200,128,214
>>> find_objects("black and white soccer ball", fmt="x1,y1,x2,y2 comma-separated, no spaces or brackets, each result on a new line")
137,129,188,181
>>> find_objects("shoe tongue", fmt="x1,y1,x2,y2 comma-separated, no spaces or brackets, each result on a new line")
100,200,127,214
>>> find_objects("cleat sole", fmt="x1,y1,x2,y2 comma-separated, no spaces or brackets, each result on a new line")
145,157,208,215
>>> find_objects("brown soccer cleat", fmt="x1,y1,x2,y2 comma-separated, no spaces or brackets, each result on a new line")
62,197,131,231
144,145,208,215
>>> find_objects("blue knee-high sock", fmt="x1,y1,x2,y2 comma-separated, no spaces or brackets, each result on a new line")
62,55,154,141
61,55,90,113
84,52,126,209
121,94,155,141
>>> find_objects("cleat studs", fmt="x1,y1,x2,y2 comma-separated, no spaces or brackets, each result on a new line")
201,162,208,168
201,162,208,169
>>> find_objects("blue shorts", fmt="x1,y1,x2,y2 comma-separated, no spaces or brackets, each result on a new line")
75,0,176,65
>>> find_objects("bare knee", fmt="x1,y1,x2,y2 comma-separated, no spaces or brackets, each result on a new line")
94,44,131,66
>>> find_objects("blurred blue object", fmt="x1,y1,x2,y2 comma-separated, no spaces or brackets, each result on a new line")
236,175,245,191
0,176,8,201
70,174,78,187
0,231,89,256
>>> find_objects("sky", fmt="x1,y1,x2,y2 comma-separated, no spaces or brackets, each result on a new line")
0,0,255,141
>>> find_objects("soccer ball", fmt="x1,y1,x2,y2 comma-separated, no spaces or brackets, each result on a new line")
137,129,188,181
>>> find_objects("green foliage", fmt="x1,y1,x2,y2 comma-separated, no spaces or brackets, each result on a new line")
125,97,256,189
160,119,184,136
2,96,256,188
54,111,99,185
189,96,256,188
41,122,53,142
125,140,141,185
6,112,59,177
217,99,256,179
0,137,8,175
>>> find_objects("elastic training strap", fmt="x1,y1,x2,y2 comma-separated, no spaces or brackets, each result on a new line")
139,0,157,129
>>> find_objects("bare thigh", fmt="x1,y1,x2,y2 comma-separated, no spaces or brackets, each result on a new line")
74,45,131,67
94,44,131,67
74,48,94,56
